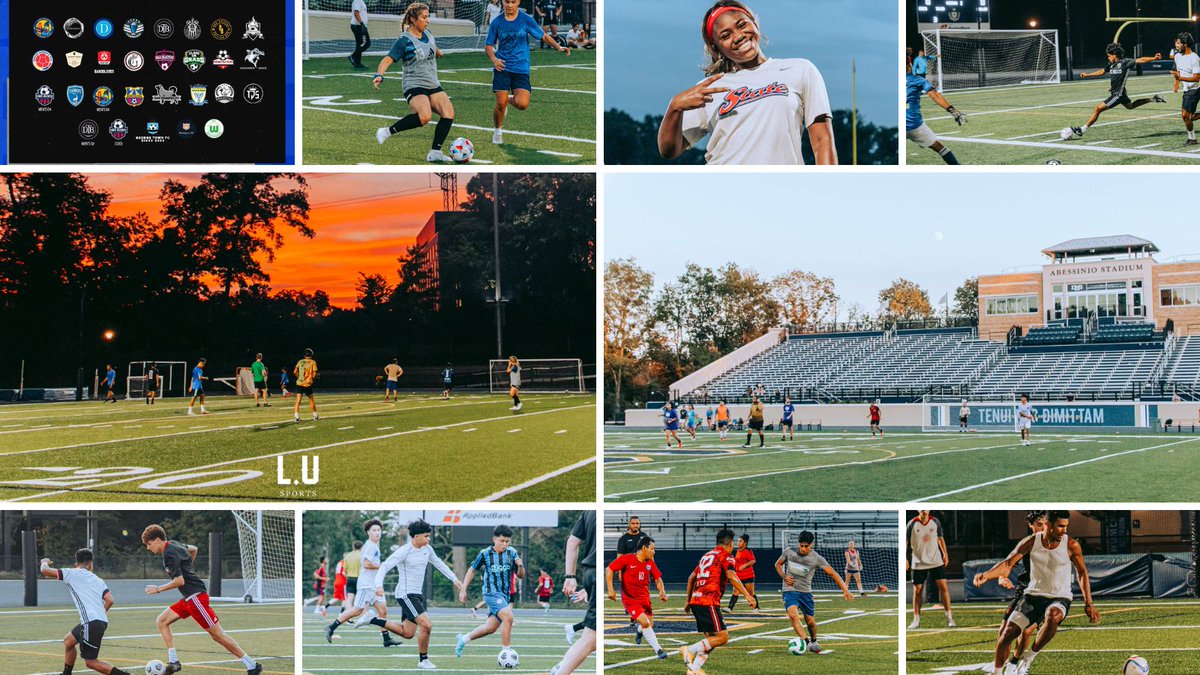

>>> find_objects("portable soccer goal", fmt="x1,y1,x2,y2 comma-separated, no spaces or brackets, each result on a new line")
489,358,586,394
215,510,295,604
922,394,1019,432
304,0,486,59
126,361,188,398
781,528,897,593
921,29,1060,92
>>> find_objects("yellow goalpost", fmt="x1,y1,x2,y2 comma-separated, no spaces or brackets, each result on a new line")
1106,0,1197,44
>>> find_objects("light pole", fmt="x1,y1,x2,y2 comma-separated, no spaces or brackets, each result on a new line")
491,173,504,359
1064,0,1075,81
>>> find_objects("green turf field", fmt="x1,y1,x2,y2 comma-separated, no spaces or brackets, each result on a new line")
603,591,898,674
0,392,595,502
0,602,294,675
603,429,1200,502
907,598,1200,674
302,50,596,165
907,74,1200,165
302,606,596,674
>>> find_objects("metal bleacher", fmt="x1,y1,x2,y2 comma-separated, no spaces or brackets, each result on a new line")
1164,335,1200,387
702,332,884,399
970,347,1162,398
833,328,1004,389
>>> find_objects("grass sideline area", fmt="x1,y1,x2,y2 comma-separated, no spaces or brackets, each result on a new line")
907,74,1200,165
0,393,595,502
603,592,898,674
0,602,294,675
302,50,596,165
603,428,1200,502
906,598,1200,674
302,606,596,674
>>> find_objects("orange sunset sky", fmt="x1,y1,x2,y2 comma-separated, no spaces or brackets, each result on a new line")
87,173,472,307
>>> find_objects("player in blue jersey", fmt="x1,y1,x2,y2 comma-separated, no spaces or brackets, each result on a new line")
102,365,118,403
442,362,454,400
457,525,525,657
906,59,965,164
780,397,795,440
662,402,683,449
187,358,209,416
280,368,291,398
485,0,571,145
685,404,699,440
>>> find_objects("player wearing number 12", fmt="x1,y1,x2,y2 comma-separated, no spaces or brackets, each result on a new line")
680,528,757,673
606,536,668,660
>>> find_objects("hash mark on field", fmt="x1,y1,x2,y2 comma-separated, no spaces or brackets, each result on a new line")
2,424,24,428
555,429,568,434
508,428,522,433
968,133,993,138
747,649,764,655
337,426,354,431
1086,140,1113,145
463,428,477,432
539,150,583,158
377,426,393,431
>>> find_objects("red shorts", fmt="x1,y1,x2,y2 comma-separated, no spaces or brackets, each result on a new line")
170,592,219,629
334,581,346,601
622,597,653,621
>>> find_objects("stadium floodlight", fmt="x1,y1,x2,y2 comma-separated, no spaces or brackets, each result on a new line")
213,510,295,604
922,29,1060,92
304,0,489,59
781,528,897,594
489,359,586,394
102,329,115,341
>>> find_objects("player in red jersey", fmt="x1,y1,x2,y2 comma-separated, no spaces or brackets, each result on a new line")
681,528,757,673
727,534,756,610
869,400,884,437
606,536,669,659
313,556,330,617
333,559,348,609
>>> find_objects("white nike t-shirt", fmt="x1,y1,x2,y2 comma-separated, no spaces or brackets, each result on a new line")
1175,51,1200,92
680,58,832,165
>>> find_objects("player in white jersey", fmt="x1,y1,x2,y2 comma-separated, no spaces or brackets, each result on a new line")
41,549,135,675
1172,32,1200,144
1016,395,1036,446
325,518,388,642
972,511,1099,675
657,1,835,165
906,510,955,628
371,519,463,667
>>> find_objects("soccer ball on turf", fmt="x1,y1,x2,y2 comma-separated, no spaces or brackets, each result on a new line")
449,137,475,163
1124,655,1149,675
145,660,167,675
1059,127,1079,141
787,637,808,655
498,647,520,669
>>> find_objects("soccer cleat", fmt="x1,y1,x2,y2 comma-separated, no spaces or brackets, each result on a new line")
1188,138,1199,145
455,634,468,657
808,642,822,654
635,629,643,645
515,402,522,411
946,616,957,627
564,624,575,646
418,660,437,670
492,129,503,144
1071,126,1084,138
657,650,668,659
1014,661,1030,675
426,149,453,163
1154,94,1167,103
908,617,920,629
324,624,336,643
248,665,263,675
314,606,323,614
376,127,391,145
349,55,357,68
383,633,402,648
165,663,182,674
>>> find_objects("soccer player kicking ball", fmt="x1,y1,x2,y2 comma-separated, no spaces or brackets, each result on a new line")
187,358,209,416
372,519,463,667
776,530,855,655
662,401,683,449
993,511,1049,674
1017,395,1036,446
141,525,261,675
1172,32,1200,144
293,348,319,423
1070,43,1164,140
973,511,1099,675
485,0,570,145
326,519,387,642
906,59,965,163
41,550,134,675
456,525,525,657
680,528,757,673
606,536,669,660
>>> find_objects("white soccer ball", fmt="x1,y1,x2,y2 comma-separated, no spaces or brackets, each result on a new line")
449,137,474,163
787,637,807,655
498,647,520,669
1059,127,1077,141
145,660,167,675
1124,655,1149,675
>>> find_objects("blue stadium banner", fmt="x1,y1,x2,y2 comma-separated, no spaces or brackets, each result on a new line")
972,404,1136,427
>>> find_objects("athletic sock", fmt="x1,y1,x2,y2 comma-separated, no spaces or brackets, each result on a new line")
370,617,388,628
62,665,73,675
112,669,131,675
514,395,520,405
389,113,424,135
938,147,960,165
432,117,455,150
642,627,663,652
1008,656,1020,665
241,655,257,669
1022,649,1039,666
420,653,429,661
168,648,178,662
571,621,584,632
728,595,738,610
691,652,709,671
329,619,342,631
1190,130,1197,140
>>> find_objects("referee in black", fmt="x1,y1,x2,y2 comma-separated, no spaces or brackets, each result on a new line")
553,511,596,675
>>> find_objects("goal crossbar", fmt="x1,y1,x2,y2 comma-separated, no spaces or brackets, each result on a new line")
488,358,586,394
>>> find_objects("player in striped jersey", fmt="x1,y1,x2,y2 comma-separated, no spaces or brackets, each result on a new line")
680,528,757,673
141,524,261,674
456,524,525,657
326,519,387,642
293,348,320,423
371,519,463,666
41,549,134,675
1070,43,1164,139
442,362,454,399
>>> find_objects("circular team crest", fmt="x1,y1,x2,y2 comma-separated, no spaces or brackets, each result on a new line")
154,19,174,39
211,18,232,40
93,86,114,107
34,18,54,38
64,17,85,39
94,19,114,39
124,18,145,38
214,83,236,103
125,51,145,71
109,118,130,141
205,119,225,139
184,18,201,40
79,119,100,140
243,83,263,104
32,50,53,71
35,85,54,107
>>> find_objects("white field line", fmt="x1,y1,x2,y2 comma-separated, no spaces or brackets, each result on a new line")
926,83,1175,121
303,106,596,144
304,63,595,78
438,79,594,95
6,404,593,501
934,135,1200,160
0,625,289,646
478,456,597,502
916,437,1199,500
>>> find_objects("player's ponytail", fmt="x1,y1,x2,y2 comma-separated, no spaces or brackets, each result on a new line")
701,1,764,76
403,2,431,31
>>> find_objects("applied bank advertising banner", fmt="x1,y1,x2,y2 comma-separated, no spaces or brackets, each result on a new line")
427,510,560,528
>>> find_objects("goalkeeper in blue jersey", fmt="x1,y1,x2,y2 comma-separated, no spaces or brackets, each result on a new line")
906,59,964,164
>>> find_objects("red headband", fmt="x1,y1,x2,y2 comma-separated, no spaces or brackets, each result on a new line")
705,6,750,42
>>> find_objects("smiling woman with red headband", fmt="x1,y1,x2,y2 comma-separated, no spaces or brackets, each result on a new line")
657,0,836,165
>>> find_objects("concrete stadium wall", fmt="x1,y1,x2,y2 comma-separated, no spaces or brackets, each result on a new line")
625,403,923,428
668,328,786,398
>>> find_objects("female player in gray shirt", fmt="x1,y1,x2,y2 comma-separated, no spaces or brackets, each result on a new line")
373,2,457,162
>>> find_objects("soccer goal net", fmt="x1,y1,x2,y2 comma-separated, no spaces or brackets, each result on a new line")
304,0,487,59
922,394,1019,432
489,358,586,394
922,29,1060,91
782,528,898,593
221,510,295,604
126,361,188,398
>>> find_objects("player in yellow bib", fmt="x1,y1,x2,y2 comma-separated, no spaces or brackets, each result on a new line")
293,348,320,423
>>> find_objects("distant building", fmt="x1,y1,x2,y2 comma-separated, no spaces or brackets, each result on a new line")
413,211,487,311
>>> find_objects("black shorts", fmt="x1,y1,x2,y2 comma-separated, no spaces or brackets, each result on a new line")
781,419,793,427
870,418,881,425
738,576,755,586
315,581,326,594
959,415,968,423
146,379,158,392
296,385,314,397
1011,595,1071,629
346,576,358,591
691,604,726,634
1184,88,1200,115
748,418,763,431
510,592,519,604
254,380,267,391
394,593,428,622
71,620,107,660
1003,588,1026,622
443,381,453,390
581,567,596,631
99,382,110,395
912,566,945,585
1103,91,1132,109
405,86,445,101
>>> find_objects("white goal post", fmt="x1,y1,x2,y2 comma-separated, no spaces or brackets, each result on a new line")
304,0,486,59
126,361,188,398
922,394,1019,432
922,29,1060,92
489,358,585,394
216,510,295,604
781,528,897,593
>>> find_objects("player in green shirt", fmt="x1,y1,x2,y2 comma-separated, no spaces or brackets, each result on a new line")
251,353,270,408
